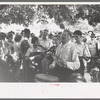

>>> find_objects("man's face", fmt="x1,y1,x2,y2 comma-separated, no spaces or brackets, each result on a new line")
74,35,82,43
88,32,92,35
42,31,47,39
61,31,70,43
52,36,60,46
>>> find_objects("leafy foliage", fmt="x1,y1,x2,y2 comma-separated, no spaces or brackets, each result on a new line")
0,5,36,26
0,4,100,27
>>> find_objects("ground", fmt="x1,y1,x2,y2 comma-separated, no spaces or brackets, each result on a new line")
0,59,16,82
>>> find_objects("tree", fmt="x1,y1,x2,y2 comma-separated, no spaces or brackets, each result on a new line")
38,5,76,29
40,5,100,27
0,4,100,27
0,5,36,26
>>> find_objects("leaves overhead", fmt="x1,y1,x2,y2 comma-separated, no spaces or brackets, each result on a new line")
0,5,36,26
0,4,100,27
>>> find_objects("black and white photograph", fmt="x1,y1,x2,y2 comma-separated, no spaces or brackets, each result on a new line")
0,1,100,98
0,3,100,83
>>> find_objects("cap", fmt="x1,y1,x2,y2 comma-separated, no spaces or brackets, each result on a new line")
73,30,82,36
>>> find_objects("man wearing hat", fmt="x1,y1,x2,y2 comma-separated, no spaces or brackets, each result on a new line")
73,30,91,76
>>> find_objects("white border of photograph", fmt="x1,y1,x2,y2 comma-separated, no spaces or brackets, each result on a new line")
0,2,100,98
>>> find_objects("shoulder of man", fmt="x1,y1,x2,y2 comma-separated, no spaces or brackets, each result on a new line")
64,41,76,52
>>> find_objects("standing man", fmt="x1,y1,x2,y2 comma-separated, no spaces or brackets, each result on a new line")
49,29,80,82
73,30,91,76
88,32,98,57
88,32,98,72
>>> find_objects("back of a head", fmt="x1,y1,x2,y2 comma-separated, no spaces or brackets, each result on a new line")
0,32,6,40
24,28,30,38
20,40,30,55
14,34,22,42
48,33,53,39
31,36,38,44
7,31,13,40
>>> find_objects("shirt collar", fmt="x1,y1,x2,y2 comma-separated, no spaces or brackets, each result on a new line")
24,37,28,41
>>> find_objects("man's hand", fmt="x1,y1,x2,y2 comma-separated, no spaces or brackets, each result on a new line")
49,63,55,69
84,56,89,61
56,59,65,67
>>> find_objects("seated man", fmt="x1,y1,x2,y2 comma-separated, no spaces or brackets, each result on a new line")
49,29,80,82
42,35,61,74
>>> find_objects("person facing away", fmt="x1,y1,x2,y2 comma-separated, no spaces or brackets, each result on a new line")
20,28,31,56
73,30,91,76
20,28,31,82
49,29,80,82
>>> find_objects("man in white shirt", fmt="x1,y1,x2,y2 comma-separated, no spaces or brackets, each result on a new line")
73,30,91,76
49,29,80,82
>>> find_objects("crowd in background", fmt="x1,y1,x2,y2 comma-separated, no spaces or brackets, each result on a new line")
0,28,100,82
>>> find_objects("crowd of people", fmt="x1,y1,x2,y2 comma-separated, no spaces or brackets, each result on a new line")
0,28,100,82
